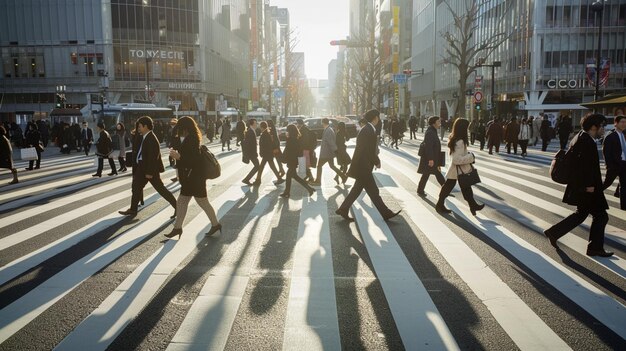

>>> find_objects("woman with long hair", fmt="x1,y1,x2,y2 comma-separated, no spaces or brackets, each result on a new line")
115,122,129,172
165,116,221,239
335,121,351,184
436,118,484,215
280,124,315,198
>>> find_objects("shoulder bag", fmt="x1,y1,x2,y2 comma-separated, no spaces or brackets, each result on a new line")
456,164,481,188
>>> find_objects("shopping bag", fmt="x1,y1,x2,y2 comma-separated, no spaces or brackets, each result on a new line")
297,156,306,178
20,147,38,161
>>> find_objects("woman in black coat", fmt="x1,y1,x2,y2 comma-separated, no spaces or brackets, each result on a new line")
280,124,315,199
257,121,284,185
335,122,351,183
165,116,221,239
93,122,117,177
416,116,446,196
0,126,19,184
23,122,44,170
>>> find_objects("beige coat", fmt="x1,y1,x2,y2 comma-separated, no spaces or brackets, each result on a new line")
446,140,475,179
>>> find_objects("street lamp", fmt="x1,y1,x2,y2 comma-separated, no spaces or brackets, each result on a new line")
478,60,501,115
591,1,606,101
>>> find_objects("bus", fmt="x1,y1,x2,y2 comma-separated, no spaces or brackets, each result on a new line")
94,103,173,145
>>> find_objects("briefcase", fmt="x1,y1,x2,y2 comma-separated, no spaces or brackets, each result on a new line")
439,151,446,167
20,147,38,161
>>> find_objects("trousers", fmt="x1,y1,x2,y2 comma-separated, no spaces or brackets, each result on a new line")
338,172,392,217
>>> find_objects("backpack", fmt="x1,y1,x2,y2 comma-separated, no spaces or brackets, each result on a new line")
550,144,579,185
199,145,221,179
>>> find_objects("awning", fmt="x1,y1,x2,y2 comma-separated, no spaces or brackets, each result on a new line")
580,93,626,108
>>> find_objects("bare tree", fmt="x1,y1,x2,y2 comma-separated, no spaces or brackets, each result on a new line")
441,0,510,118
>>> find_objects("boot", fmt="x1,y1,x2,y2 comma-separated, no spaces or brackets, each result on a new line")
9,169,18,184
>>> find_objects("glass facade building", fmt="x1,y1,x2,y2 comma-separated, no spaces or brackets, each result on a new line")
0,0,250,124
411,0,626,122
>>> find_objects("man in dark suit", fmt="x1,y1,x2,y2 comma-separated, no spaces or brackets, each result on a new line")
336,109,401,222
602,115,626,210
417,116,446,197
119,116,177,217
544,114,613,257
241,119,259,185
81,122,94,156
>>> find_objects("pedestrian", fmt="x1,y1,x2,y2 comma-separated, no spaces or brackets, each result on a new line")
81,121,94,156
220,117,232,151
296,119,316,182
420,116,426,133
167,118,180,182
60,123,74,154
0,125,19,184
236,116,246,147
476,118,487,151
10,123,24,148
164,116,222,239
505,116,520,155
532,114,542,146
417,116,446,197
487,117,503,154
556,115,573,150
93,122,117,177
71,123,81,152
119,116,177,217
540,115,553,151
518,117,531,157
335,109,401,222
440,118,447,141
23,122,44,170
311,118,347,185
435,118,485,215
469,118,478,145
409,115,418,140
390,117,401,149
241,119,260,185
267,119,285,177
602,115,626,210
279,124,316,199
544,114,613,257
114,122,129,172
206,119,215,143
38,119,50,147
335,121,351,182
257,121,285,185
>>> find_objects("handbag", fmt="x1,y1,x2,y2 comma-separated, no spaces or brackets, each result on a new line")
125,151,133,167
20,147,38,161
297,156,307,178
456,164,481,188
199,145,221,179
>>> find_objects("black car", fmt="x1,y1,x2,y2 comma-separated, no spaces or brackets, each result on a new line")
304,117,358,140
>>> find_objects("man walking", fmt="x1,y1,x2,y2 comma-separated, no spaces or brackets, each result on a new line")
417,116,446,197
409,115,418,140
311,118,347,186
119,116,177,218
336,109,401,222
236,116,246,147
241,119,260,186
602,115,626,210
81,122,94,156
544,114,613,257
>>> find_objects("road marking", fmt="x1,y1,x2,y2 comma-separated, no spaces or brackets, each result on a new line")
352,196,460,351
374,170,572,350
282,185,341,351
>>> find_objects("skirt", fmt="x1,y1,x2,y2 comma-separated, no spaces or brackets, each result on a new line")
180,169,207,198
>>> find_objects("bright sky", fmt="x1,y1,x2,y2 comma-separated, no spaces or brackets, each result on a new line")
270,0,349,80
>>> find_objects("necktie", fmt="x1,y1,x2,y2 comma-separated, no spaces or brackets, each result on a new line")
619,132,626,160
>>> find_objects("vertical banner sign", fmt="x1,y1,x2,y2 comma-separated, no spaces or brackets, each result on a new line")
394,86,399,111
586,58,611,87
392,5,400,74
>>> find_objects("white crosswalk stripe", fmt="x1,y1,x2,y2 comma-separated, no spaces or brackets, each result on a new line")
0,141,624,350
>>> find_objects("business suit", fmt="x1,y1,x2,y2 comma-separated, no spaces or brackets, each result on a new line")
338,123,394,217
314,126,346,184
128,130,177,212
81,127,94,156
257,129,282,182
242,127,260,184
417,126,445,194
545,131,609,252
602,129,626,210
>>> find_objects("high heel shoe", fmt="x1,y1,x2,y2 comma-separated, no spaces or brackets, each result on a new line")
470,203,485,216
435,204,452,214
206,223,222,236
164,228,182,239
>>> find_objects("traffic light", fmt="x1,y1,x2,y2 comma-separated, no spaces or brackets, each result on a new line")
55,94,62,108
474,102,481,111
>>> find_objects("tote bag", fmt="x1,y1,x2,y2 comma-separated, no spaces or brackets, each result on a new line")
20,147,38,161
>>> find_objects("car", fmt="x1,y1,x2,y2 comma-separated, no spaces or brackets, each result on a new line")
303,117,358,140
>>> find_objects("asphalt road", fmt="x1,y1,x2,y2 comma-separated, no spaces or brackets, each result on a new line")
0,133,624,351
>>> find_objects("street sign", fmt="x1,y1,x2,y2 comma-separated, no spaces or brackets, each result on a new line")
274,89,285,98
474,91,483,103
393,74,407,84
487,102,492,110
475,75,483,90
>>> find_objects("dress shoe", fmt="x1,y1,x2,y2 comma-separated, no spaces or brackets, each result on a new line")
34,166,40,169
543,229,559,249
279,192,290,198
470,203,485,216
108,172,118,176
164,228,183,239
586,249,614,257
170,211,177,219
274,178,285,185
384,210,402,221
417,191,427,198
435,204,452,214
335,209,354,222
92,173,102,177
119,209,138,216
8,179,19,185
279,170,285,177
24,167,33,171
308,188,316,197
206,223,222,236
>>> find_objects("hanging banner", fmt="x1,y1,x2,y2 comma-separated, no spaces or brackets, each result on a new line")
586,58,610,87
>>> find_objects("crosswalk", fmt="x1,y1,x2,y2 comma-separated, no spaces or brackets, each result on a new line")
0,137,624,350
